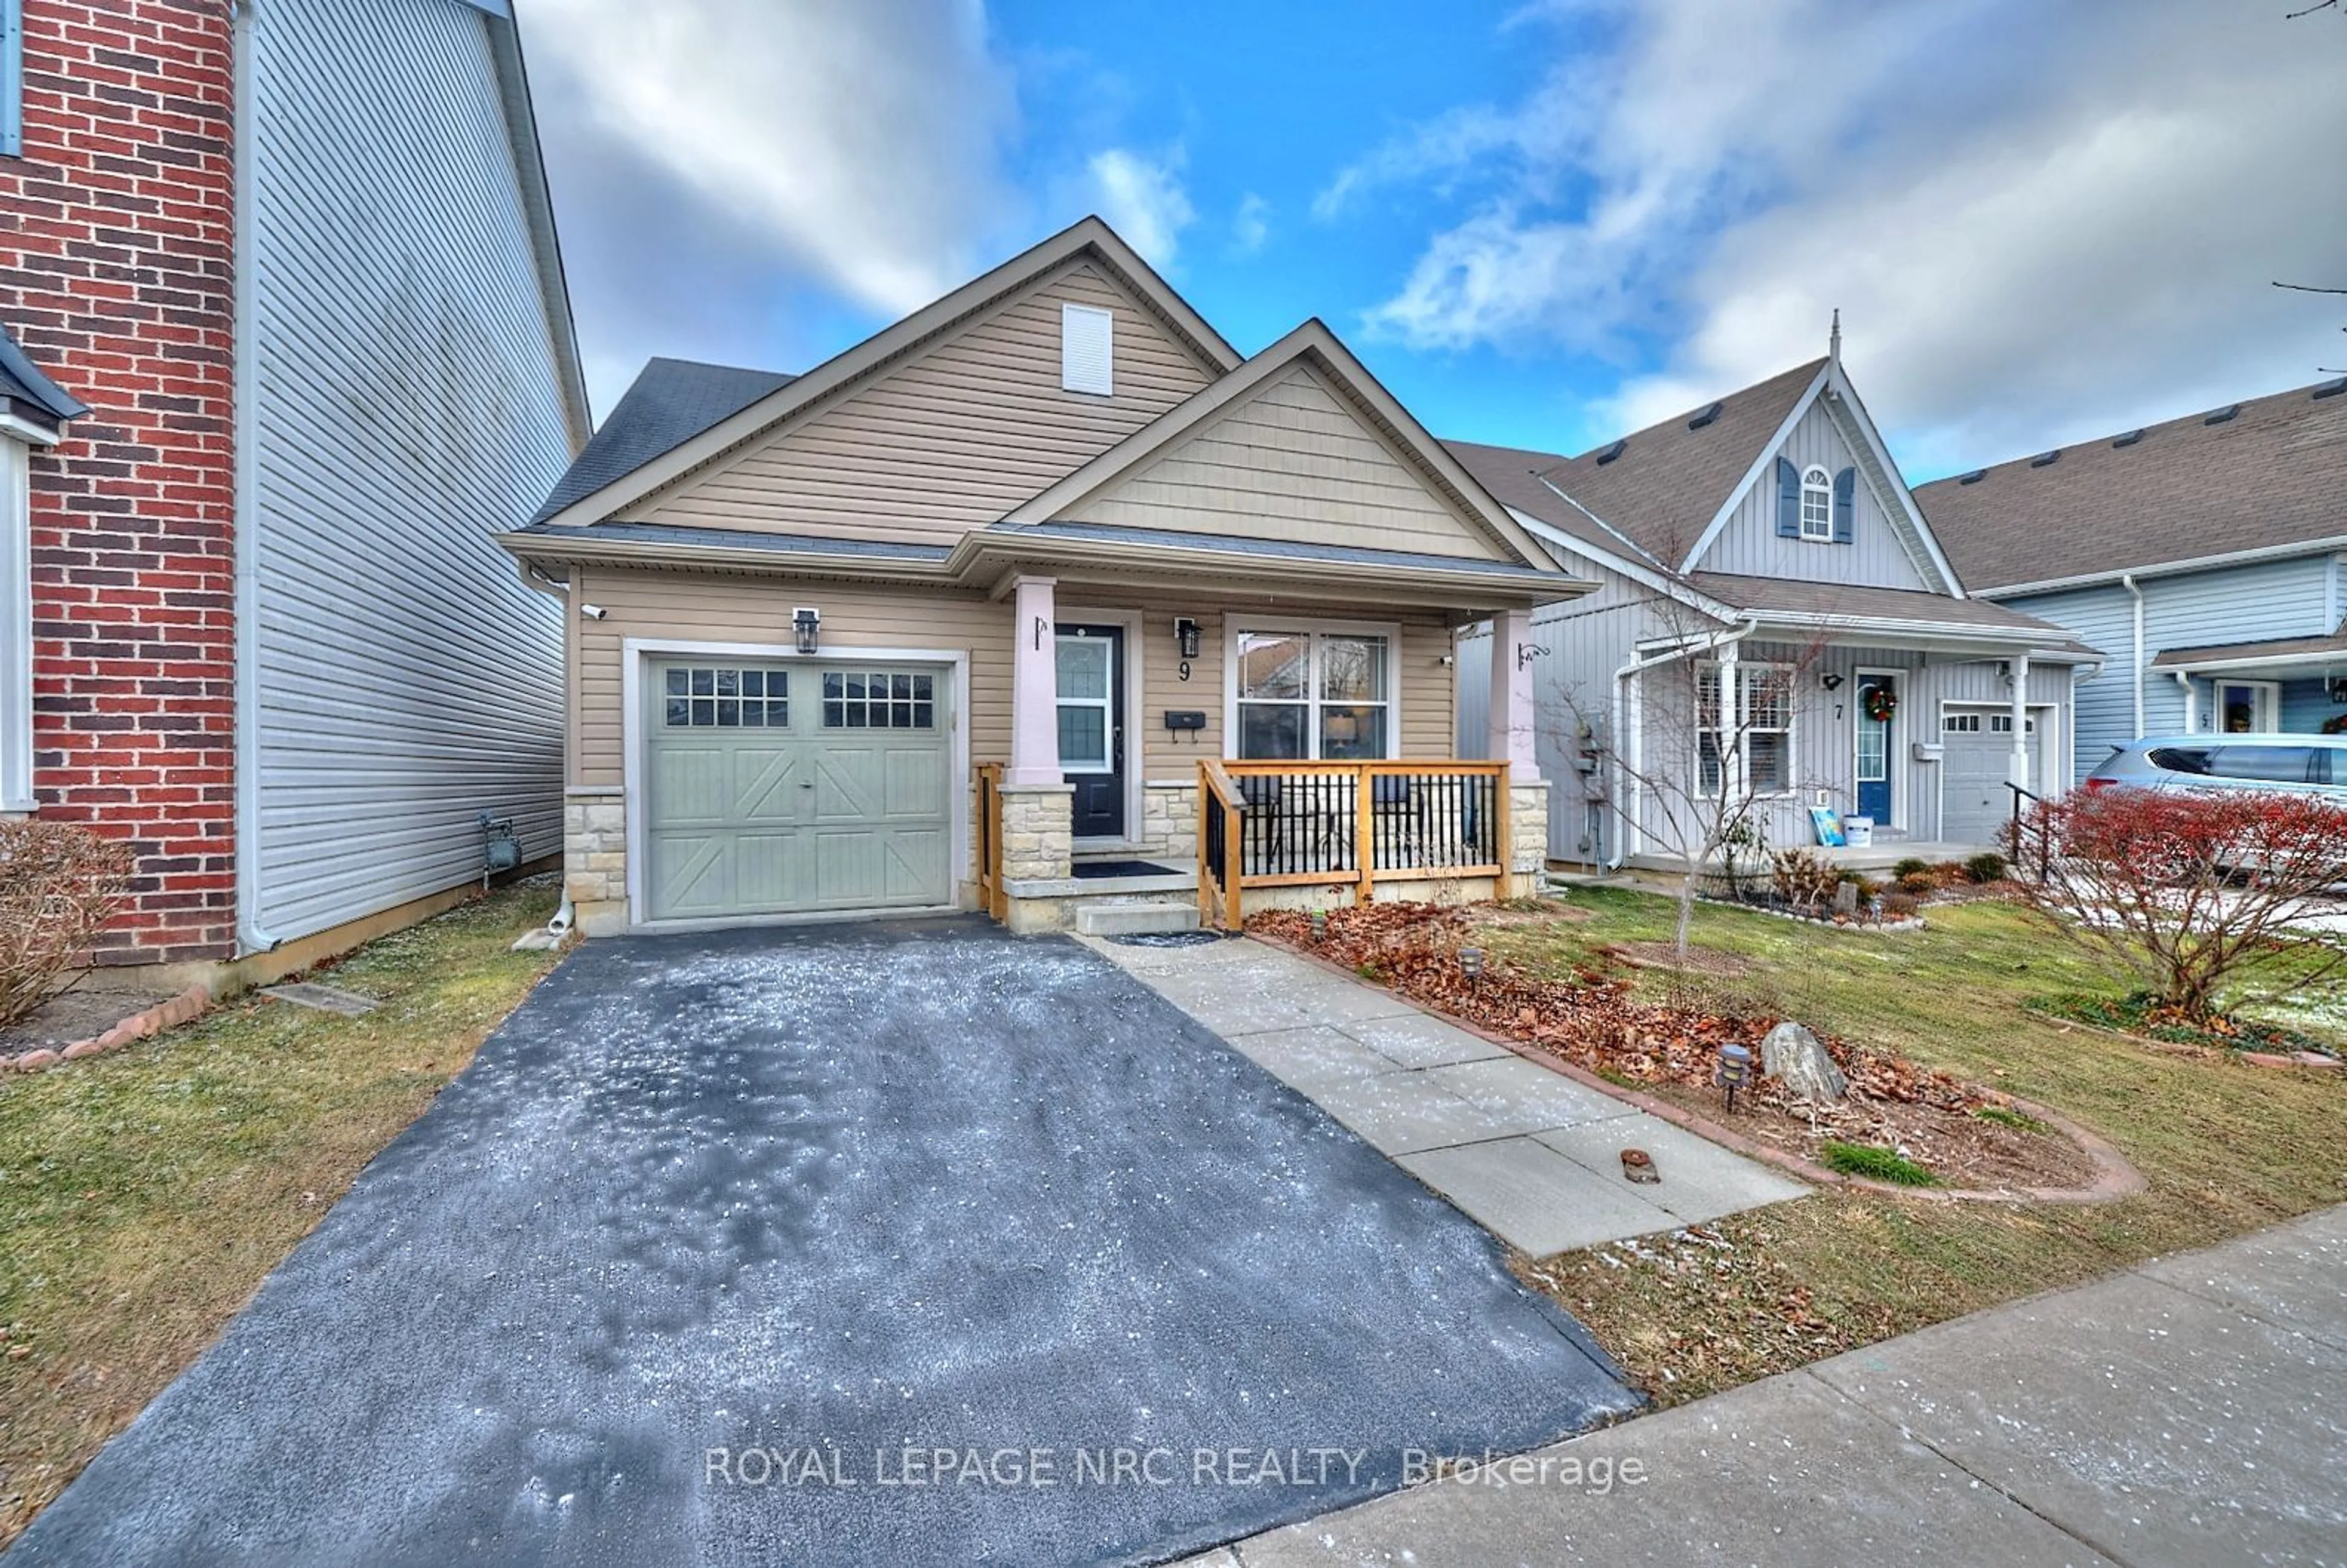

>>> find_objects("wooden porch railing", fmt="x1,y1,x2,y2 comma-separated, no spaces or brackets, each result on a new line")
975,763,1007,920
1197,759,1509,929
1198,759,1244,931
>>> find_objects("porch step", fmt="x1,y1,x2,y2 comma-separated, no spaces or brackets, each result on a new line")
1073,900,1201,937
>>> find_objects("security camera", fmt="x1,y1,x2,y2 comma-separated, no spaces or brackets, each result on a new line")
579,603,608,621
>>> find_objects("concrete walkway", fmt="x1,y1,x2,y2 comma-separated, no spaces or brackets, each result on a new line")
1185,1204,2347,1567
1086,934,1807,1256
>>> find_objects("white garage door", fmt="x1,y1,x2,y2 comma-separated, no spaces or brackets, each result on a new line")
1941,707,2042,846
644,661,953,922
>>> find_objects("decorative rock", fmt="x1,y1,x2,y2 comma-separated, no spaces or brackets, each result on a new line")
1761,1021,1848,1104
1832,882,1859,916
62,1040,105,1060
2242,1051,2296,1068
15,1049,61,1071
2293,1052,2342,1069
1620,1148,1660,1184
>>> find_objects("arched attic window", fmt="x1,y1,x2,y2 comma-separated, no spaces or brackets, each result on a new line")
1799,466,1834,540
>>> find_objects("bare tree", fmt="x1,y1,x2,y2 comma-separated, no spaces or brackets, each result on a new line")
1540,581,1832,963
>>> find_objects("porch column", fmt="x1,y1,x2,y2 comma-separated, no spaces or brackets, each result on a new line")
1004,574,1062,787
2008,654,2032,789
1484,607,1542,780
1717,638,1741,800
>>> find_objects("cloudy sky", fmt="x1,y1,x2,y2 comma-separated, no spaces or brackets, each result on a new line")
520,0,2346,478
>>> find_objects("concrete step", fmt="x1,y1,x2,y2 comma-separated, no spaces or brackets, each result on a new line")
1073,900,1201,937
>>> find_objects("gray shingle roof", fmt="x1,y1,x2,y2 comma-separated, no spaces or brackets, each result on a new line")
532,357,796,524
2150,628,2347,669
1445,359,1826,566
1917,378,2347,592
0,321,88,433
1687,572,2093,653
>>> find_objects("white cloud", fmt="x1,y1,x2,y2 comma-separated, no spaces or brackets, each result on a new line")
1086,147,1196,268
521,0,1018,409
1343,0,2347,467
1232,192,1271,255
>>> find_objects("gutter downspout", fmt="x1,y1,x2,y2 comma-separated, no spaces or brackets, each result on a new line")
1606,621,1758,870
519,562,575,937
230,0,279,958
2172,669,2198,734
2121,573,2145,738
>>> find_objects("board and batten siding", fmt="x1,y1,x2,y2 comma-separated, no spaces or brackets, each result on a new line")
640,260,1217,544
1070,364,1506,561
1692,400,1931,590
1999,553,2337,781
247,0,579,939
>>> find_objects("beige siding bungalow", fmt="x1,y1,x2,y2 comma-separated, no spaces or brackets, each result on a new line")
502,219,1592,936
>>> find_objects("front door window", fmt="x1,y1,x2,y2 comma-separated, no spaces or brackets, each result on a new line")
2217,681,2275,733
1854,673,1893,824
1057,625,1125,838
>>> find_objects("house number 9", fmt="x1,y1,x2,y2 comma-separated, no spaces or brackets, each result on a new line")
1178,659,1192,681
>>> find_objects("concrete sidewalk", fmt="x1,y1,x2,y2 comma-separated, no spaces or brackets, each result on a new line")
1087,933,1807,1255
1185,1204,2347,1567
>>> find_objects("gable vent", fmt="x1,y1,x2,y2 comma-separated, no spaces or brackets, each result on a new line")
1060,303,1113,396
2111,428,2145,448
1593,438,1626,465
2029,450,2060,467
1956,469,1986,485
2203,403,2239,425
2314,377,2347,401
1686,401,1722,430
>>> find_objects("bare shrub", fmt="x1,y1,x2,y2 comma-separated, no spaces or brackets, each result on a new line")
2007,786,2347,1022
0,819,135,1028
1771,848,1840,914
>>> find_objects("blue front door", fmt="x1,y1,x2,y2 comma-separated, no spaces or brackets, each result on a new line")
1856,674,1894,822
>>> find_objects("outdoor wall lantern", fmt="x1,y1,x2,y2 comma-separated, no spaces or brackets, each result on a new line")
1174,617,1202,660
1716,1042,1753,1113
793,607,820,654
1820,672,1845,692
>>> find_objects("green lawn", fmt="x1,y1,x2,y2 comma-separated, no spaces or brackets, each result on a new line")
1483,887,2347,1404
0,884,564,1544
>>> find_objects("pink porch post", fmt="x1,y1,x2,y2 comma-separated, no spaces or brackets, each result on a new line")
1485,607,1543,781
1004,575,1063,787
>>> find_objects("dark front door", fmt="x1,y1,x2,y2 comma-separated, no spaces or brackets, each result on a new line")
1056,624,1126,839
1855,673,1894,824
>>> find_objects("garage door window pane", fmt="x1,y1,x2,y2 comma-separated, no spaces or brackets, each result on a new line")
664,667,786,727
824,670,936,729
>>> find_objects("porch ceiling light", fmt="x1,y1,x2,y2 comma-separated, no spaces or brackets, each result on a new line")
793,606,820,654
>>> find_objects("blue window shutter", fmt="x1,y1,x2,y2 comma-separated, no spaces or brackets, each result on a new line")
1775,457,1800,538
1831,466,1856,544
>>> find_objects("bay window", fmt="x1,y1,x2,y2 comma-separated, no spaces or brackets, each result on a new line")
1233,626,1394,760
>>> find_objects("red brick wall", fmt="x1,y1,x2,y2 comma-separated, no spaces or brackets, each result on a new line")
2,0,238,964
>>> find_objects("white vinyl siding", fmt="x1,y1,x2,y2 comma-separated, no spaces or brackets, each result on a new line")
1060,302,1112,395
246,0,579,938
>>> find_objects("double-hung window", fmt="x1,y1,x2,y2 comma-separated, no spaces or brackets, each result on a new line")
1696,661,1793,797
1798,466,1834,541
1233,627,1393,760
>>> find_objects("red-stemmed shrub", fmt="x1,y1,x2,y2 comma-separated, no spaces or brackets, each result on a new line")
2005,786,2347,1023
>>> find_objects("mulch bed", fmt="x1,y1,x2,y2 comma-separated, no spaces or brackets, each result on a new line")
0,980,177,1054
1251,902,2093,1193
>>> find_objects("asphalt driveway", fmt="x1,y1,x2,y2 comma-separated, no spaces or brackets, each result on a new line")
8,920,1637,1567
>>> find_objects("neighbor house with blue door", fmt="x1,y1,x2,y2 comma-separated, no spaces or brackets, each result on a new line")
1918,378,2347,782
1452,337,2099,870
